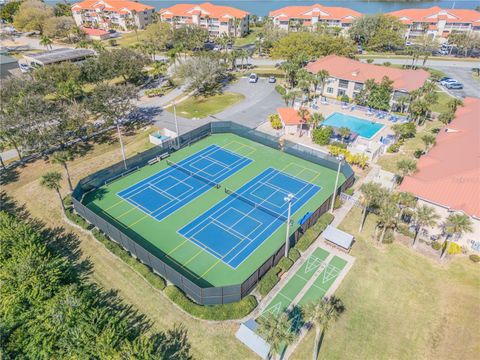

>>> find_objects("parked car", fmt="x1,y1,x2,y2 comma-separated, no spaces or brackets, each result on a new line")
440,78,457,86
445,82,463,89
268,75,276,83
249,73,258,83
213,45,222,51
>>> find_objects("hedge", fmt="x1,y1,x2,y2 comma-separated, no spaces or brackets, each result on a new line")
258,267,280,297
164,286,257,320
288,248,300,262
65,208,262,319
296,213,335,252
276,257,294,273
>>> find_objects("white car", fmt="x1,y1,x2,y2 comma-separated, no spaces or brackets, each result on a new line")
249,73,258,83
440,78,458,86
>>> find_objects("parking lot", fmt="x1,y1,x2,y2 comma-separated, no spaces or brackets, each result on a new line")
435,66,480,98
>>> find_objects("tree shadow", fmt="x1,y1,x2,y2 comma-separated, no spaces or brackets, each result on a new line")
0,167,19,186
70,142,94,158
288,304,305,335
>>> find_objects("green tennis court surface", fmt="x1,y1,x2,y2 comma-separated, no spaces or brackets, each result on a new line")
83,134,345,287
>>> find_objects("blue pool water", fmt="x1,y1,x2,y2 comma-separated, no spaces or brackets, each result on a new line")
323,113,384,139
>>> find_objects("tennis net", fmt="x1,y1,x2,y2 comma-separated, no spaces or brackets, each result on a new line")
224,188,288,222
166,160,221,189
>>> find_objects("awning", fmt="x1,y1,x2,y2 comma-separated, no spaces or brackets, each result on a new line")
322,225,354,249
235,320,270,359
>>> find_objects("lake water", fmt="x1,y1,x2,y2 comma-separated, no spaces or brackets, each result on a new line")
48,1,478,16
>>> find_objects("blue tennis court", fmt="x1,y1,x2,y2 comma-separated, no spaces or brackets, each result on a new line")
117,145,252,221
178,168,321,268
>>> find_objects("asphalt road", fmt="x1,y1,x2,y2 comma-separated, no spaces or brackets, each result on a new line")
149,77,282,134
433,65,480,98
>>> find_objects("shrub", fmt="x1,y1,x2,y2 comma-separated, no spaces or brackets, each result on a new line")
288,248,300,262
328,145,368,169
276,257,294,273
63,194,73,208
65,209,91,230
387,143,400,153
329,141,347,149
344,188,354,196
382,229,394,244
447,242,462,255
383,61,391,67
397,224,414,238
258,268,280,296
333,196,343,210
469,254,480,263
414,149,424,159
340,94,350,103
268,113,282,130
275,85,287,95
164,286,257,320
431,241,442,251
145,88,164,97
312,126,333,146
296,213,334,252
366,59,374,64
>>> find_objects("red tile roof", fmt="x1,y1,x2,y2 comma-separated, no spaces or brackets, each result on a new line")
277,108,305,125
159,2,248,20
82,27,109,36
306,55,429,92
399,98,480,218
269,4,361,24
389,6,480,25
72,0,154,13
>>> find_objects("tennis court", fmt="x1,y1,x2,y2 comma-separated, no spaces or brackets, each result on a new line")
83,133,346,287
117,144,252,221
178,168,321,268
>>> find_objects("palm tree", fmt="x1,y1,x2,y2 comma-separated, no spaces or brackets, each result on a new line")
149,61,167,80
308,112,324,131
376,195,399,243
358,182,383,232
57,79,83,104
40,36,53,50
396,159,417,180
51,150,75,192
412,204,439,248
421,133,436,153
338,127,351,143
394,192,416,226
257,313,295,359
303,297,344,360
297,107,310,124
40,171,66,215
441,213,473,259
313,70,329,98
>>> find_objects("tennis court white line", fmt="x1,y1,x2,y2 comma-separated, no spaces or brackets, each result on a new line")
148,185,178,202
214,207,263,237
117,144,221,198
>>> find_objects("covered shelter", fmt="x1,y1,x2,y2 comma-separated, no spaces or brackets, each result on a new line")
235,319,270,359
23,48,95,67
322,225,354,251
277,107,306,135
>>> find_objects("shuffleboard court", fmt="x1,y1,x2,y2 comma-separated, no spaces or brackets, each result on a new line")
116,144,252,222
298,256,348,305
178,168,321,268
260,248,330,318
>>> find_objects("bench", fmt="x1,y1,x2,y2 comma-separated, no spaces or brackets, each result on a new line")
148,152,169,165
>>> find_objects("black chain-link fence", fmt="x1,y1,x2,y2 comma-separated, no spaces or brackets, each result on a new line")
73,122,354,305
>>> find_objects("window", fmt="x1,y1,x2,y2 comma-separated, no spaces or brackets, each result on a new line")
326,87,334,94
338,79,349,89
337,89,346,97
354,82,363,91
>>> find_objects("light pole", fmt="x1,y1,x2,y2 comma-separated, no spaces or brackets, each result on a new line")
116,121,127,170
284,193,294,257
173,102,180,149
330,154,344,213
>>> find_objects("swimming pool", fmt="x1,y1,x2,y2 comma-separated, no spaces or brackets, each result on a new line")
323,112,384,139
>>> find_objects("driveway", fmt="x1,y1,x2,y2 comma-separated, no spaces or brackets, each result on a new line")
149,77,283,134
213,77,283,127
433,65,480,98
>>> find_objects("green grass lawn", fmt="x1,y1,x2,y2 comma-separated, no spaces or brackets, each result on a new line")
377,120,442,173
166,92,245,119
433,89,454,114
291,206,480,360
110,30,149,48
234,27,262,46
